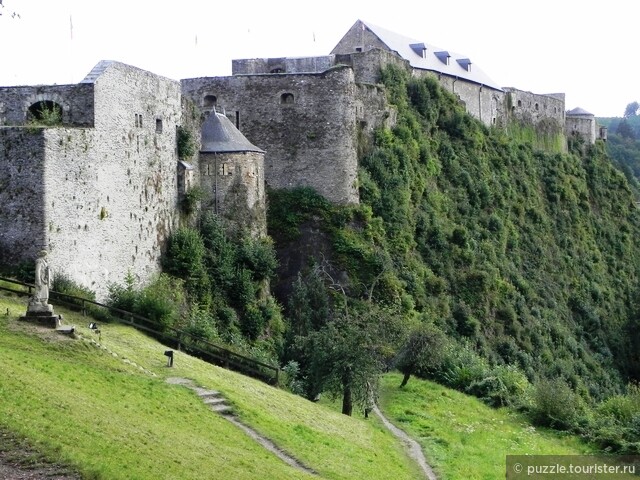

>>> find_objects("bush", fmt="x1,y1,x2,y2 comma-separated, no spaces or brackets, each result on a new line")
531,377,585,430
52,273,95,301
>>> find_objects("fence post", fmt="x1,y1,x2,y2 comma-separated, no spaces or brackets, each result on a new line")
82,299,86,317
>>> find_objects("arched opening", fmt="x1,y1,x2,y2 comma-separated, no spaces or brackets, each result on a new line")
203,95,217,109
535,103,539,111
280,93,294,105
517,100,522,108
27,100,63,125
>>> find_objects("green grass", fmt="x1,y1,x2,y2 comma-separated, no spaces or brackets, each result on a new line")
379,373,596,480
0,293,420,480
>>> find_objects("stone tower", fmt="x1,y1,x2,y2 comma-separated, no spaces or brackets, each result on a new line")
198,111,266,238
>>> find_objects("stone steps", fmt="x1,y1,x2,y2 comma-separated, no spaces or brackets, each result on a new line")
195,389,233,415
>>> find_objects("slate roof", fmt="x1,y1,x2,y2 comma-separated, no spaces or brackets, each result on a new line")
566,107,593,116
359,20,502,91
200,112,264,154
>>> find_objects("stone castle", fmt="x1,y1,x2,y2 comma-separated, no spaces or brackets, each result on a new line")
0,20,606,299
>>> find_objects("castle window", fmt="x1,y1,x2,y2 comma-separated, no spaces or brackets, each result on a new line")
270,68,285,74
517,100,522,108
135,114,143,128
355,47,363,52
535,103,539,111
203,95,217,109
280,93,295,105
156,118,163,134
219,163,232,176
28,100,63,124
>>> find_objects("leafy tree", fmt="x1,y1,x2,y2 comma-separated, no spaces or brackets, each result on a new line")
617,118,636,140
298,304,401,415
624,101,639,118
395,322,447,387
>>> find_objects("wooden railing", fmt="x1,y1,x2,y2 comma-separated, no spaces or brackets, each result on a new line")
0,276,280,385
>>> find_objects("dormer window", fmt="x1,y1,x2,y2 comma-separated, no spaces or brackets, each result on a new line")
434,51,451,65
457,58,472,72
410,42,427,58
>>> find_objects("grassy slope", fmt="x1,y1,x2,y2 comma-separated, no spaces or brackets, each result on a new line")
0,293,420,480
379,373,595,479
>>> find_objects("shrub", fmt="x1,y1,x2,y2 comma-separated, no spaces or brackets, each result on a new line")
177,126,195,159
531,377,585,430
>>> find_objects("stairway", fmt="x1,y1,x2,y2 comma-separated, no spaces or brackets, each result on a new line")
193,387,233,415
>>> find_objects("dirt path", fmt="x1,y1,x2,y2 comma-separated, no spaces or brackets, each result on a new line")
166,377,318,477
0,429,82,480
373,405,438,480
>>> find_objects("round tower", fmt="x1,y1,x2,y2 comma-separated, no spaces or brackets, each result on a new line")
199,111,266,237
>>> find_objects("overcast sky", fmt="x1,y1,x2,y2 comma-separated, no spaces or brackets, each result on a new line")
0,0,636,117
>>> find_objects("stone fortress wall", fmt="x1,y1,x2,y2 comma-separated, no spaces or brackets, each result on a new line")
183,66,382,205
0,62,182,299
0,20,607,298
0,83,95,127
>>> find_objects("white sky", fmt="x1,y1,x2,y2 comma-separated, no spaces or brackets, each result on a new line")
0,0,636,117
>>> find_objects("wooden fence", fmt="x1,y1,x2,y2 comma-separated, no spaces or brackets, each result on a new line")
0,276,280,385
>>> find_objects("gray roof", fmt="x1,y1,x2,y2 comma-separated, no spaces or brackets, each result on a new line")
360,20,502,91
566,107,593,116
200,112,264,153
80,60,116,84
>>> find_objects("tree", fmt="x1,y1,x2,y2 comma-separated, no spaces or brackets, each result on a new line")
617,118,636,140
394,322,447,387
624,101,639,118
300,305,398,415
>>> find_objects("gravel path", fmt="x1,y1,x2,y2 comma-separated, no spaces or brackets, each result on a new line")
373,405,438,480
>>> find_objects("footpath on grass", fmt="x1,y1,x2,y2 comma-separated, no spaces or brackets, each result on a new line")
373,406,438,480
166,377,319,477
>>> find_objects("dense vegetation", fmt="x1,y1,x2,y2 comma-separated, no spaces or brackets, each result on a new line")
35,68,640,453
269,66,640,451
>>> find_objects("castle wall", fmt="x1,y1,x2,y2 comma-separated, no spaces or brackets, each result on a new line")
0,84,95,127
232,56,335,75
433,73,505,125
11,63,183,300
183,67,360,204
199,151,266,237
336,49,408,85
0,128,47,265
505,88,565,132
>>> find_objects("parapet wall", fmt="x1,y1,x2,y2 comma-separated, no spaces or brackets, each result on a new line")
506,88,565,132
232,56,336,75
183,66,361,204
0,83,95,127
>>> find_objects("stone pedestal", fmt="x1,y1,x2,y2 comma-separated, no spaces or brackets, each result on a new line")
20,303,61,328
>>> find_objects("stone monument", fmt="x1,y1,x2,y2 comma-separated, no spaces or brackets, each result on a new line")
21,250,60,327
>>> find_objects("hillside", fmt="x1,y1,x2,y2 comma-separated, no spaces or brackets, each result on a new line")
0,293,422,480
0,293,602,480
269,66,640,425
